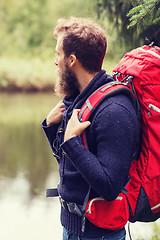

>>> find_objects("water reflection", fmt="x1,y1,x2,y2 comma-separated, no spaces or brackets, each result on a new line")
1,124,53,196
0,93,62,239
0,172,62,240
0,93,60,198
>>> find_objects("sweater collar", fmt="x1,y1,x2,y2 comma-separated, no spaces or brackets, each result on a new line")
63,70,113,117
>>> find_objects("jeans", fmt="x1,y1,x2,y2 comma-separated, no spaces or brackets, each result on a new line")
63,227,126,240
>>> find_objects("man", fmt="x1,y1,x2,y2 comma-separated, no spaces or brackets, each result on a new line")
42,17,139,240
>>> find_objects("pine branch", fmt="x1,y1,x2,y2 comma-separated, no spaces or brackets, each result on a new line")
127,5,142,16
127,0,160,29
153,16,160,24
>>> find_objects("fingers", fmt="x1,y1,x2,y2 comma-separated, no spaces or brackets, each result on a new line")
72,109,80,118
59,100,65,107
81,121,91,129
64,109,91,141
46,100,65,126
58,100,65,111
71,109,91,129
78,121,91,134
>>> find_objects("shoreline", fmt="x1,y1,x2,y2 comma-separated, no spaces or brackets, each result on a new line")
0,84,55,93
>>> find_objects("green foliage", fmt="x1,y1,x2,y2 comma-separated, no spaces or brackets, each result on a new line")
0,0,97,58
0,0,51,57
96,0,140,47
0,0,99,91
96,0,160,47
127,0,160,30
151,222,160,240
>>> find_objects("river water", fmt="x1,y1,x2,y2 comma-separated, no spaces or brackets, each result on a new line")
0,93,159,240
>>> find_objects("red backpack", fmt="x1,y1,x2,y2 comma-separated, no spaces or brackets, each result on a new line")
79,45,160,230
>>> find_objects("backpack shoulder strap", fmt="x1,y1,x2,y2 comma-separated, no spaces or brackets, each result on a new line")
79,81,137,148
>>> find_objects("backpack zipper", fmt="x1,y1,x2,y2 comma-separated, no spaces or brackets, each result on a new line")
86,197,104,214
148,104,160,116
86,195,123,214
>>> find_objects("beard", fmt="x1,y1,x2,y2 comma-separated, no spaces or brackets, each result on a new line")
55,62,80,98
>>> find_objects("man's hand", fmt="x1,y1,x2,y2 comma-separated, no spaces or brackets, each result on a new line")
64,109,91,142
46,100,65,126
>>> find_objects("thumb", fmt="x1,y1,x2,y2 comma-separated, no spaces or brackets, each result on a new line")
80,121,91,132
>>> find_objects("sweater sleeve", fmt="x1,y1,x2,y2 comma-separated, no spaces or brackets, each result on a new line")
61,100,139,201
41,118,60,154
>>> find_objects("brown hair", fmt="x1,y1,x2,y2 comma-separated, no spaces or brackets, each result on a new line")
54,17,107,73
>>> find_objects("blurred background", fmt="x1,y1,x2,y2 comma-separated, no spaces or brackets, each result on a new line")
0,0,160,239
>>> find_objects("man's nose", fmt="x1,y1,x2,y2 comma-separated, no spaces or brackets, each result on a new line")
55,57,58,66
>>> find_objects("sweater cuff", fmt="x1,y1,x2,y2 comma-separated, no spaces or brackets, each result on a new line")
41,118,59,132
41,118,55,128
61,135,84,157
41,118,59,152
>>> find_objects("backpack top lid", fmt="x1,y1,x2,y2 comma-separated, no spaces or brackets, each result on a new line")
113,45,160,85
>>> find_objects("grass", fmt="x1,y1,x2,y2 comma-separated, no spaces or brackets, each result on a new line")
0,57,56,92
0,52,124,93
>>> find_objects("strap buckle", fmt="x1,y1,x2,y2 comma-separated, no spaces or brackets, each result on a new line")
59,197,83,217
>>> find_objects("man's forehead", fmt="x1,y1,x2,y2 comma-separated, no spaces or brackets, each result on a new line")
56,34,64,51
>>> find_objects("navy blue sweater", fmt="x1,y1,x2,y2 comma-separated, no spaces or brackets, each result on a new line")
42,70,139,237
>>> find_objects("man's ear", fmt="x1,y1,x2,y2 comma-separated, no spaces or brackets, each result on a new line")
68,54,77,68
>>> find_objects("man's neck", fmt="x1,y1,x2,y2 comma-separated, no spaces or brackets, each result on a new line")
76,68,99,92
70,58,100,92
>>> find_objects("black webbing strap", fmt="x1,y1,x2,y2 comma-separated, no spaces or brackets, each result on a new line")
46,188,59,197
81,186,91,233
46,186,91,233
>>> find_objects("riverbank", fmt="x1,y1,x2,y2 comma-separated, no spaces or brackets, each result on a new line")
0,55,121,93
0,57,56,92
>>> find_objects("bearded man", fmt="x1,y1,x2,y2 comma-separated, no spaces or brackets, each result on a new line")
41,17,139,240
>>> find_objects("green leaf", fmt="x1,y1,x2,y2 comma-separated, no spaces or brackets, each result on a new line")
127,5,143,16
153,16,160,24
